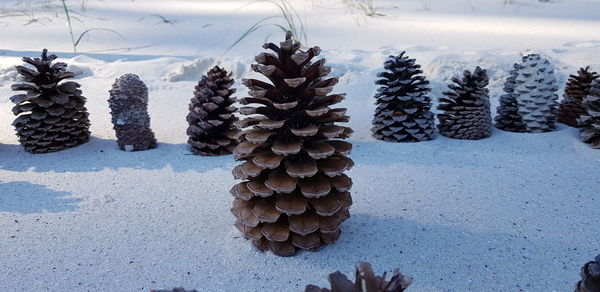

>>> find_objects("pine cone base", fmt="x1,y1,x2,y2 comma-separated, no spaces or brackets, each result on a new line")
305,262,412,292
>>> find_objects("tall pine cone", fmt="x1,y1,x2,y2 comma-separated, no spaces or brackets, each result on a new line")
108,74,157,151
10,49,90,153
305,262,412,292
437,66,492,140
578,80,600,148
372,52,435,142
230,32,354,257
495,54,558,133
575,255,600,292
186,66,240,156
559,67,599,128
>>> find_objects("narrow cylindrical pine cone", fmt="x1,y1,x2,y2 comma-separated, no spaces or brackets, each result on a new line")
305,262,413,292
230,32,354,256
575,255,600,292
108,74,157,152
559,67,599,128
372,52,435,142
437,66,492,140
578,80,600,148
186,66,240,156
495,54,559,133
10,49,90,153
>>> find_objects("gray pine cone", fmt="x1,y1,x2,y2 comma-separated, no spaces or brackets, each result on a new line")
495,54,559,133
108,74,157,152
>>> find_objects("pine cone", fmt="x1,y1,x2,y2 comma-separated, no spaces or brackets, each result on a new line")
575,255,600,292
108,74,157,151
186,66,240,156
578,80,600,148
230,32,354,257
559,67,599,127
495,54,558,133
495,67,525,132
10,49,90,153
371,52,435,142
437,66,492,140
305,262,412,292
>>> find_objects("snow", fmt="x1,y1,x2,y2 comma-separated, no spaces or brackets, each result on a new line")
1,0,599,291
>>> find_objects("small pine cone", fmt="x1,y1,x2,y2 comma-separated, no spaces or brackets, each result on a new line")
437,66,492,140
186,66,240,156
10,49,90,153
495,68,526,132
578,80,600,148
575,255,600,292
559,67,599,127
108,74,157,152
372,52,435,142
230,32,354,257
305,262,413,292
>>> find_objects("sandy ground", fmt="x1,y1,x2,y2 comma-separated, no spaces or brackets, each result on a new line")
0,0,599,291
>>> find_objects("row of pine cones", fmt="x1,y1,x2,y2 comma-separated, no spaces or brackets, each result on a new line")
152,255,600,292
372,52,600,148
8,47,600,155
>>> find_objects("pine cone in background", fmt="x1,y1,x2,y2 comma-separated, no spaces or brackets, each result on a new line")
186,66,239,156
230,32,354,256
10,49,90,153
371,52,435,142
495,67,525,132
495,54,559,133
305,262,412,292
575,255,600,292
437,66,492,140
559,67,599,128
578,80,600,149
108,74,157,152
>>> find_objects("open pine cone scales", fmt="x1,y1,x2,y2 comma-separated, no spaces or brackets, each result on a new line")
575,255,600,292
371,52,435,142
559,67,599,127
578,80,600,148
437,66,492,140
230,32,354,256
495,54,559,133
186,66,240,156
305,262,412,292
11,49,90,153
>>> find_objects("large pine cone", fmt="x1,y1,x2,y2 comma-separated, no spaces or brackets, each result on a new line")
11,49,90,153
230,32,354,256
108,74,157,151
496,54,559,133
575,255,600,292
186,66,240,156
371,52,435,142
578,80,600,148
305,262,412,292
437,66,492,140
559,67,599,128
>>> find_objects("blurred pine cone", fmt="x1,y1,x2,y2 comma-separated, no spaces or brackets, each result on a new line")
305,262,412,292
575,254,600,292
